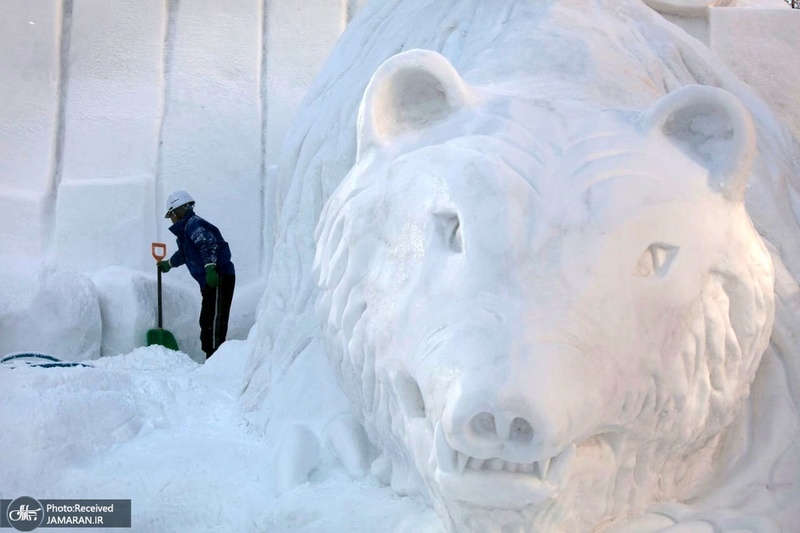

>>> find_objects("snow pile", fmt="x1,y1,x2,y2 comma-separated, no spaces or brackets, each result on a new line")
91,266,202,361
0,257,101,362
0,342,443,532
0,257,264,363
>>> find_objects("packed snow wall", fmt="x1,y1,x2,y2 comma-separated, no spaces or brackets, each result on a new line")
0,0,367,361
0,0,367,282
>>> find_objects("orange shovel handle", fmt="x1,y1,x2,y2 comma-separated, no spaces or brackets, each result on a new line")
151,242,167,262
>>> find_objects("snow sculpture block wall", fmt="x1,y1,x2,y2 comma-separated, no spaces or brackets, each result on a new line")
60,0,164,184
0,0,373,361
711,8,800,141
0,0,366,284
0,1,62,256
55,176,156,272
245,1,800,531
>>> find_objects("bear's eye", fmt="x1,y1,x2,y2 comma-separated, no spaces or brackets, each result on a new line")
433,213,463,253
634,243,679,278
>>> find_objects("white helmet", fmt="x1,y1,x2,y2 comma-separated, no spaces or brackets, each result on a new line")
165,190,195,218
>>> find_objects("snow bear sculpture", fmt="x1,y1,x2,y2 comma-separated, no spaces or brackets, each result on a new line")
314,49,778,532
245,1,800,531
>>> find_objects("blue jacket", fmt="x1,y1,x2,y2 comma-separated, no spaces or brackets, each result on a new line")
169,211,235,288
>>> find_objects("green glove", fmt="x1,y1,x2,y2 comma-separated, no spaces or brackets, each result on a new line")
157,260,171,273
205,264,219,288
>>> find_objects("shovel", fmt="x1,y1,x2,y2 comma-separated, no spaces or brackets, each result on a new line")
146,242,180,351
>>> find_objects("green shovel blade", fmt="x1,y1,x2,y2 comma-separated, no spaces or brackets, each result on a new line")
146,328,179,351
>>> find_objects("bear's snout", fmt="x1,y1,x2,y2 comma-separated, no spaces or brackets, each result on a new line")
446,397,536,457
441,374,556,465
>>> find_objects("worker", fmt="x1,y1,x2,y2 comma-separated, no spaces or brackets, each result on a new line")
157,190,235,359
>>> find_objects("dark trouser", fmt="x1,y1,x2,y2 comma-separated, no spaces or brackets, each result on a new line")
199,273,235,359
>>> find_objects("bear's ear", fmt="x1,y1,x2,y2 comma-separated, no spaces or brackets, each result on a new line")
357,49,475,158
642,85,756,202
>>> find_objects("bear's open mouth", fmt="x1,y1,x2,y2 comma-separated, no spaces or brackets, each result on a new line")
431,422,574,508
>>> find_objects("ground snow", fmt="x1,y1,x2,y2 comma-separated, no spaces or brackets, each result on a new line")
0,342,437,532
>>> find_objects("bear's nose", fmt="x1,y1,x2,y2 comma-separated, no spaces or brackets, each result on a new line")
442,379,555,463
468,411,535,445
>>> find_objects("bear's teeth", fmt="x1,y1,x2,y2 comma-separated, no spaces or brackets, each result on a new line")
434,423,456,474
456,455,555,477
457,452,469,474
547,443,576,482
488,458,505,471
539,458,551,479
467,457,484,471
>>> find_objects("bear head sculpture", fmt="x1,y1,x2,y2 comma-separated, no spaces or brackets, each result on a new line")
313,49,775,532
